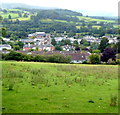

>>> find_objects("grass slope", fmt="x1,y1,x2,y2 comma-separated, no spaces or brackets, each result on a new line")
2,61,118,113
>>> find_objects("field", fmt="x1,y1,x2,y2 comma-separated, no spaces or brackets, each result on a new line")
0,13,19,19
76,16,116,23
2,61,118,113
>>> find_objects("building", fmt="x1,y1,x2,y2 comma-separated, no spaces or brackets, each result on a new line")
23,43,54,51
18,50,90,63
0,44,12,51
28,32,51,39
20,39,35,43
62,45,75,51
2,38,10,42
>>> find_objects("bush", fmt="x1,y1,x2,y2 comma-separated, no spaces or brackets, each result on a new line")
92,50,101,54
89,54,100,64
82,60,89,64
116,59,120,65
4,51,24,61
48,54,71,63
110,95,117,106
2,51,71,63
108,59,116,65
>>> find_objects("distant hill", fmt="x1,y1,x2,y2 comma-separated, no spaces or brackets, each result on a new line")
1,7,118,39
1,3,58,9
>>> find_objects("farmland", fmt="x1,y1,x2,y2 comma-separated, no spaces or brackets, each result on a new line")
2,61,118,113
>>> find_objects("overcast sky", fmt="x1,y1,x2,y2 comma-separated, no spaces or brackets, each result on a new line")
1,0,119,16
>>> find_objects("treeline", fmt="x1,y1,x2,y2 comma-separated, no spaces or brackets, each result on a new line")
32,9,81,22
2,51,71,63
2,18,118,40
1,8,118,40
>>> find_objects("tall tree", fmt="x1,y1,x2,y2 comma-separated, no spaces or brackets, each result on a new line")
8,14,11,19
99,37,109,52
89,54,100,64
51,38,57,46
101,48,116,63
2,27,7,37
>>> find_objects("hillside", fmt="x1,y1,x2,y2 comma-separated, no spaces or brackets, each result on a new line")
0,7,118,39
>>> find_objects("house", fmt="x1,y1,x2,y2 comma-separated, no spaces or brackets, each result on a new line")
18,50,91,63
54,37,66,43
64,51,91,63
23,43,55,51
82,35,100,44
20,39,35,43
2,38,10,42
67,37,76,44
62,45,75,51
28,32,51,39
0,44,12,51
27,32,51,45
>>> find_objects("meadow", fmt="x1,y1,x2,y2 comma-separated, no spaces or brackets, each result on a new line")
2,61,118,113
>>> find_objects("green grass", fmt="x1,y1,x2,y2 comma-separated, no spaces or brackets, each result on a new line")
92,26,101,29
41,19,53,23
12,16,31,21
113,25,118,28
2,61,118,113
1,13,19,19
54,19,68,23
76,16,116,23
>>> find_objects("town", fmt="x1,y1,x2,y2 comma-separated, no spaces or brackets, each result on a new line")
0,31,119,64
1,1,119,114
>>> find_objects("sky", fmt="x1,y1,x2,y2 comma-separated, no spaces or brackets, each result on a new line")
1,0,119,16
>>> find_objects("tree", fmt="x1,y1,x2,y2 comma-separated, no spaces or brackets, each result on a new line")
16,41,24,49
61,39,71,45
13,45,20,51
75,46,80,51
2,27,7,37
8,15,11,19
73,40,78,46
15,19,20,24
3,9,7,13
0,15,3,22
18,12,22,17
99,37,109,52
101,48,116,63
89,54,100,64
51,38,57,46
80,39,90,46
55,45,63,51
23,13,28,18
4,51,23,61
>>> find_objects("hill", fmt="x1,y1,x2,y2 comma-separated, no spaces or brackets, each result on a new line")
0,7,118,39
1,3,58,9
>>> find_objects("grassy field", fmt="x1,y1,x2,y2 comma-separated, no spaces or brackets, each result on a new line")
76,25,101,29
1,13,19,19
2,61,118,113
76,16,116,23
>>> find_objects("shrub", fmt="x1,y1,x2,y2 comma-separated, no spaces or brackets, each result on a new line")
89,54,100,64
48,54,71,63
4,51,24,61
116,59,120,65
108,59,116,65
82,60,89,64
110,95,117,106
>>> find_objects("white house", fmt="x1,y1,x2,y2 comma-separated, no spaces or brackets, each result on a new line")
2,38,10,42
0,44,12,51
